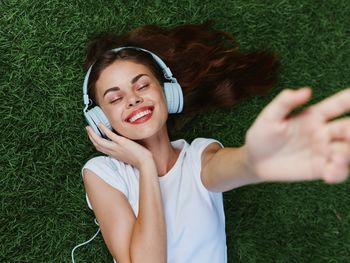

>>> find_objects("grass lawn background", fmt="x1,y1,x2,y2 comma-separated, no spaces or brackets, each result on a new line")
0,0,349,262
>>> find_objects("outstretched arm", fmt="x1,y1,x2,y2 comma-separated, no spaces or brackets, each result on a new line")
201,87,350,192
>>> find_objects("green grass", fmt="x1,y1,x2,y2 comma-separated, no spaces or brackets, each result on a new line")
1,0,349,262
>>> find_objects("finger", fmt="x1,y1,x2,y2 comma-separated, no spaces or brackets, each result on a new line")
86,126,97,144
331,142,350,164
326,118,350,141
323,160,349,184
323,162,349,184
322,142,350,184
86,126,100,142
98,123,121,141
86,125,115,151
260,87,312,122
86,127,104,150
310,88,350,121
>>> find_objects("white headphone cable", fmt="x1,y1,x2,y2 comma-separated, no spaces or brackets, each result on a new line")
71,219,100,263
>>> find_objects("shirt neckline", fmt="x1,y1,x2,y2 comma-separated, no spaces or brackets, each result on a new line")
158,139,188,182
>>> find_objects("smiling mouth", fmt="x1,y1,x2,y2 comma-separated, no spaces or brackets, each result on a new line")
126,106,154,124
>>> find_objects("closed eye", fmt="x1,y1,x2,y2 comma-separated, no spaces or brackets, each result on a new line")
110,97,122,104
137,84,149,91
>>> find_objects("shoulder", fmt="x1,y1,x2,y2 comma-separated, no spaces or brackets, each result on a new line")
190,138,223,150
83,155,110,170
82,155,137,201
183,138,223,169
82,156,118,182
82,155,132,177
189,138,223,159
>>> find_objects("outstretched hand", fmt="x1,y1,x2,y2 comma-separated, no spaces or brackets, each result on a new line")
246,87,350,184
86,124,153,169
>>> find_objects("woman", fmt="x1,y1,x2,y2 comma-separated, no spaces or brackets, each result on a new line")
82,23,350,263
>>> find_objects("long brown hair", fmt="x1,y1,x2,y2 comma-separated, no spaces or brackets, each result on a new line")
84,22,280,130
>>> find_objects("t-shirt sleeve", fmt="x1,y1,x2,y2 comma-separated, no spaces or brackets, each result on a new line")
82,156,129,210
189,138,224,187
191,138,223,164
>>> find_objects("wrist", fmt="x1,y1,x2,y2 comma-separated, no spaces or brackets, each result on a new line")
241,144,263,183
137,152,157,174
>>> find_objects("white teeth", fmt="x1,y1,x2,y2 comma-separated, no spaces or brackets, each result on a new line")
129,110,152,123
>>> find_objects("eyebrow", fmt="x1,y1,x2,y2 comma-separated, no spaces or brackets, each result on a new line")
103,74,148,98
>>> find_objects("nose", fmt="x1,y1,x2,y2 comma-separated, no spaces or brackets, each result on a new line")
126,93,143,108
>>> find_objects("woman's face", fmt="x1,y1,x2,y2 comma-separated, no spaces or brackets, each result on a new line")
94,60,168,140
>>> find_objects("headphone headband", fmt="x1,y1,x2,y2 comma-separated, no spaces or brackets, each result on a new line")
82,46,179,107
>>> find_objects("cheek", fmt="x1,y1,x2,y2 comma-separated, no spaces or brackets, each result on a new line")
152,89,168,110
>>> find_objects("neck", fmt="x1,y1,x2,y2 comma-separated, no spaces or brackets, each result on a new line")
136,126,180,177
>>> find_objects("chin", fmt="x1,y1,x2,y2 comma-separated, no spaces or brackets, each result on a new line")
117,123,166,141
123,131,155,141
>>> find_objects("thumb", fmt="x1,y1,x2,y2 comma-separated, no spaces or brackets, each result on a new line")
260,87,312,122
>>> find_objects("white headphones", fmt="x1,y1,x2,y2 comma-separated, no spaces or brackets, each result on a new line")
82,46,184,138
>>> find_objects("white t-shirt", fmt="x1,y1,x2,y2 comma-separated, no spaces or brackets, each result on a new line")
82,138,227,263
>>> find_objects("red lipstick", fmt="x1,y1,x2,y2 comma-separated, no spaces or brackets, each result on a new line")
125,106,154,124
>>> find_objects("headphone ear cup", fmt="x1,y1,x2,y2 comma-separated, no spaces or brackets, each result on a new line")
164,82,175,113
164,82,183,113
174,82,184,113
84,106,112,138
